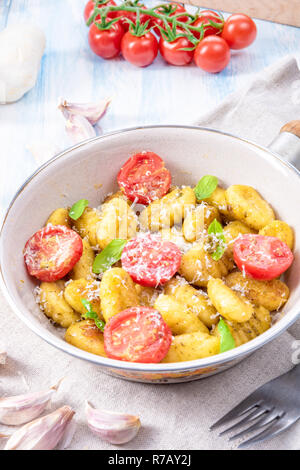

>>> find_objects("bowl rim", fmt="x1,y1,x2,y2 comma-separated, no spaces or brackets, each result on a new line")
1,124,300,373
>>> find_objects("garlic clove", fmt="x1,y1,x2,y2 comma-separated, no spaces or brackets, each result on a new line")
4,406,75,450
58,98,111,125
56,418,77,450
0,378,63,426
60,108,96,144
85,402,141,445
0,350,7,365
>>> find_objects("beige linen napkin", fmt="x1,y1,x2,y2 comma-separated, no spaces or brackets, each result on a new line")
1,55,300,450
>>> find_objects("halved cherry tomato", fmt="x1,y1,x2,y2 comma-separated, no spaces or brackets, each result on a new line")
192,10,224,39
233,234,294,281
159,35,194,66
104,306,172,363
121,31,158,67
83,0,117,23
194,36,230,73
117,151,171,205
221,14,257,50
24,225,83,282
88,21,124,59
121,233,182,287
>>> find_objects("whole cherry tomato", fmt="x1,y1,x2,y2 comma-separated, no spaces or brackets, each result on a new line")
159,35,194,66
121,31,158,67
221,14,257,49
194,36,230,73
151,3,189,36
83,0,117,23
192,10,224,39
88,21,124,59
168,3,189,22
117,3,150,32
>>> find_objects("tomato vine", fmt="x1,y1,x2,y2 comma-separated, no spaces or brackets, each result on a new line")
87,1,224,45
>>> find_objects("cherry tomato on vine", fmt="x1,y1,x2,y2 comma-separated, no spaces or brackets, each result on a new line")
83,0,117,23
168,3,189,22
159,35,194,66
88,21,124,59
117,3,150,32
151,3,189,36
104,306,172,363
121,31,158,67
194,36,230,73
192,10,224,39
233,234,293,280
221,14,257,49
24,225,83,282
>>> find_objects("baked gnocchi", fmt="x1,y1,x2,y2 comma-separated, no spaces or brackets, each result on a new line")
25,151,294,363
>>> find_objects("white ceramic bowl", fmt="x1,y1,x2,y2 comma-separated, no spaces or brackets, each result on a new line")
1,125,300,383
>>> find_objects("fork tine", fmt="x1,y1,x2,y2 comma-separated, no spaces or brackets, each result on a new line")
219,406,267,436
228,408,279,441
210,395,262,430
238,416,298,448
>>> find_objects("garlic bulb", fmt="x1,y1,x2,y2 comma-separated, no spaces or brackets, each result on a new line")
58,98,111,125
0,25,45,104
0,378,62,425
4,406,75,450
85,402,141,445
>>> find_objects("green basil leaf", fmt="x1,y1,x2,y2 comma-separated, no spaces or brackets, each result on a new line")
194,175,218,200
81,298,105,332
92,239,127,274
69,199,89,220
208,218,226,261
218,318,235,353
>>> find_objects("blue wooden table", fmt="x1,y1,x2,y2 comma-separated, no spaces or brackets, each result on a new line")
1,0,300,217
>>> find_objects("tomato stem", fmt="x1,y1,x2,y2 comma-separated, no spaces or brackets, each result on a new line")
87,1,224,43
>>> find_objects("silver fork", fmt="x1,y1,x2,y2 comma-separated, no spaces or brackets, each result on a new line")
210,364,300,448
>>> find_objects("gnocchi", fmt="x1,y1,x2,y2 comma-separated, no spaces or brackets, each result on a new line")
225,271,289,311
154,294,209,335
39,281,80,328
99,267,139,322
64,278,102,318
65,320,106,356
164,277,218,328
97,198,137,250
46,208,71,228
201,186,233,221
73,207,101,247
213,306,271,347
179,241,228,287
139,186,195,231
162,331,220,363
207,278,254,322
71,238,95,280
26,150,295,364
225,185,275,230
182,203,220,242
259,220,294,250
